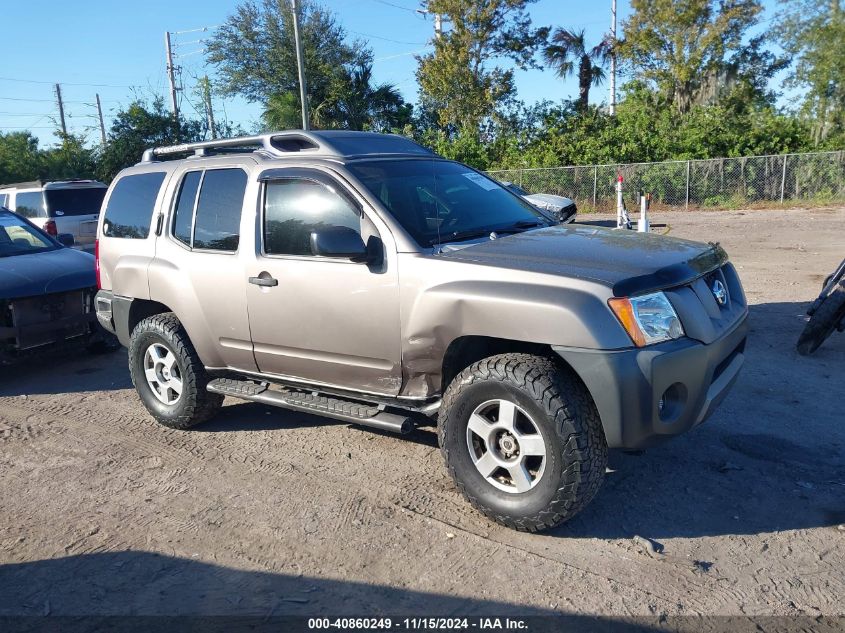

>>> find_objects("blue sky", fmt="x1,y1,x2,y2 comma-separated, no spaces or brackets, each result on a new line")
1,0,784,147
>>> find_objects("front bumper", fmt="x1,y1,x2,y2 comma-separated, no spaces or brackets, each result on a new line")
0,289,99,361
554,314,748,450
559,203,577,224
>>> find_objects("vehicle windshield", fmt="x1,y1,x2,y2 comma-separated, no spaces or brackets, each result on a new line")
45,187,107,217
347,160,552,247
0,212,57,257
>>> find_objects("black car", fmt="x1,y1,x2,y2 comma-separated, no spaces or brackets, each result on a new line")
0,207,115,363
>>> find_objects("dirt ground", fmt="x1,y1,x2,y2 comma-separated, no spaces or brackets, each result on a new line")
0,207,843,619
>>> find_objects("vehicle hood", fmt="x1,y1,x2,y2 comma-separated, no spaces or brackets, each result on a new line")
436,224,727,297
525,193,574,210
0,248,95,299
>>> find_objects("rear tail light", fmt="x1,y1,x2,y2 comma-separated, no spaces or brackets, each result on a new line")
43,220,57,236
95,238,101,289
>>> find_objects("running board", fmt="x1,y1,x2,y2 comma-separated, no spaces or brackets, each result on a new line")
206,378,413,435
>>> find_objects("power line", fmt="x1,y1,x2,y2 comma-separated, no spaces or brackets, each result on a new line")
348,29,426,45
0,95,122,105
172,25,221,35
369,0,419,13
0,96,55,103
374,48,431,62
0,111,54,116
0,76,135,88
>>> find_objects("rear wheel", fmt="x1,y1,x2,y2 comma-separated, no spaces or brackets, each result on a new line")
128,313,223,429
797,284,845,356
438,353,607,532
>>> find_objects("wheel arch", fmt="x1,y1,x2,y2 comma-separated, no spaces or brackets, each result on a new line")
112,297,175,347
440,335,581,392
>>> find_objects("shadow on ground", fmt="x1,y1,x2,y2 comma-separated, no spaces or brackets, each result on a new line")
0,552,558,617
0,347,131,396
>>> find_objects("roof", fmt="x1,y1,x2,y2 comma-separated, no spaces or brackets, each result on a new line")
139,130,436,164
0,179,106,190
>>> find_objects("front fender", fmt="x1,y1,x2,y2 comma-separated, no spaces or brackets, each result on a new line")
399,266,630,397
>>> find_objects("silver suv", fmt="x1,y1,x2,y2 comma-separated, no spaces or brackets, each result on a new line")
0,180,107,251
95,131,749,532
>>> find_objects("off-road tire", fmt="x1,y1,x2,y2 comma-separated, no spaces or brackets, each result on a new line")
438,353,607,532
797,284,845,356
128,312,223,429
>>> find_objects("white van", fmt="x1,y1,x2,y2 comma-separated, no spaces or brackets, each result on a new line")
0,180,108,251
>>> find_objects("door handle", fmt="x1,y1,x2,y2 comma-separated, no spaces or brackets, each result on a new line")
249,275,278,287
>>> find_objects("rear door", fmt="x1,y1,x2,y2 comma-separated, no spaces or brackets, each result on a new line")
147,160,258,372
44,186,107,250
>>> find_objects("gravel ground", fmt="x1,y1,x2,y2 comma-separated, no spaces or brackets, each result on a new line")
0,207,843,618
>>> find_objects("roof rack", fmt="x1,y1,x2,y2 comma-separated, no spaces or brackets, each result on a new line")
140,131,329,163
140,130,435,164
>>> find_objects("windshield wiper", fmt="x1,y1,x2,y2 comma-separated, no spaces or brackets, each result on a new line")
506,219,547,229
429,228,495,246
430,220,550,246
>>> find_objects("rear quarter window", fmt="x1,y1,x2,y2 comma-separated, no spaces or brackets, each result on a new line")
102,172,167,239
14,191,46,219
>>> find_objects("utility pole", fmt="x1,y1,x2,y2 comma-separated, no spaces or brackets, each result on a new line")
415,9,446,41
609,0,617,116
200,76,217,139
291,0,309,130
54,83,67,136
164,31,180,135
95,93,107,145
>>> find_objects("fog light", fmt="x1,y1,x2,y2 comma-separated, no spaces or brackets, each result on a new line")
658,383,687,422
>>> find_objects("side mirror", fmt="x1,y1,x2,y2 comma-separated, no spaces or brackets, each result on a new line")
56,233,75,247
310,226,369,261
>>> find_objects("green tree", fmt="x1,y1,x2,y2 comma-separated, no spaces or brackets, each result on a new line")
543,29,609,110
0,132,43,185
208,0,408,130
41,134,97,181
97,99,204,182
619,0,765,114
329,61,412,132
777,0,845,144
415,0,547,136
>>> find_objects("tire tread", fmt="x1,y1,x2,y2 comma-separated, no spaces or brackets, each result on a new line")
128,312,223,429
438,353,607,533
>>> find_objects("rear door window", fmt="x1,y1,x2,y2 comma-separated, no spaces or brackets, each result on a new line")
14,191,45,219
191,169,247,252
45,188,107,217
102,172,166,239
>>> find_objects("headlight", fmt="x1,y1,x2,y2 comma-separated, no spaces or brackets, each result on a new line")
608,291,684,347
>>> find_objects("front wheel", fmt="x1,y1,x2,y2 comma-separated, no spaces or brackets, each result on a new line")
128,313,223,429
797,284,845,356
438,353,607,532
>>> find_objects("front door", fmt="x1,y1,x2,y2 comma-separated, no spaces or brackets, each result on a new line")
245,169,402,396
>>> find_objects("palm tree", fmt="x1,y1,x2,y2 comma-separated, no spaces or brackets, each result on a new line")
262,63,409,131
543,28,610,110
331,62,408,131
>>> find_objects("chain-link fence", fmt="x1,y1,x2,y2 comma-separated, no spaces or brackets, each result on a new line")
488,150,845,212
